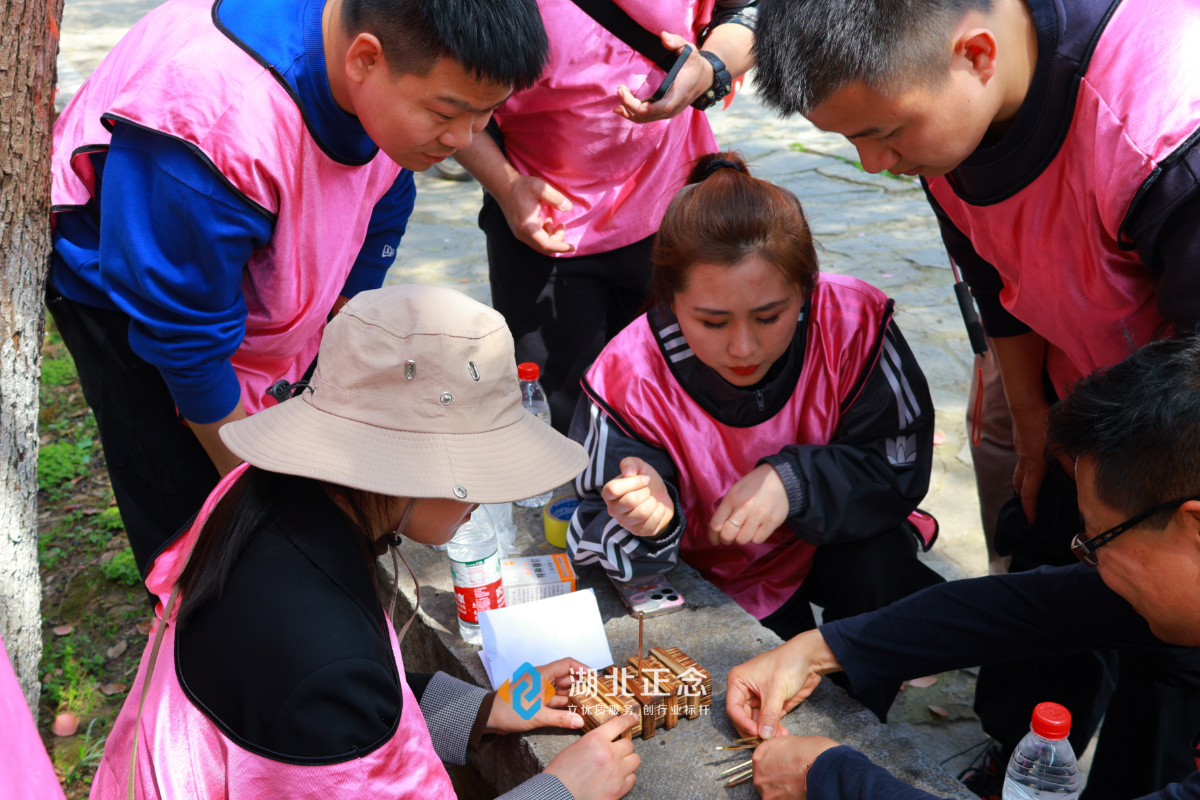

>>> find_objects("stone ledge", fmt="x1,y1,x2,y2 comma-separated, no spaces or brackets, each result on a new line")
386,504,972,799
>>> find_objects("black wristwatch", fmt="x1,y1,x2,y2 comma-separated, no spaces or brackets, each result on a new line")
691,50,732,110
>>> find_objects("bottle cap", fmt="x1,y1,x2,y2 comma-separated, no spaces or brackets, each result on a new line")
1031,702,1072,740
518,362,540,381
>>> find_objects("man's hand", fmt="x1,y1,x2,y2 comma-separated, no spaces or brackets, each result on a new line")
496,173,575,256
601,457,675,537
614,32,713,123
544,714,640,800
709,463,789,546
486,658,587,735
1009,399,1052,523
753,736,842,800
726,630,842,740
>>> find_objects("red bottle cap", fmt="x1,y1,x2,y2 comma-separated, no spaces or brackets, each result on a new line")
1031,702,1072,740
517,362,540,381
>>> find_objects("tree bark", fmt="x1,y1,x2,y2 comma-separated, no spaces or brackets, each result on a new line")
1,0,63,711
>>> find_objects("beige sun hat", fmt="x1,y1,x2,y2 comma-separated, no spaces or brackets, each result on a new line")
219,285,587,503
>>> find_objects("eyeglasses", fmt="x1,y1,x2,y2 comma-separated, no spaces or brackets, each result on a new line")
1071,493,1200,567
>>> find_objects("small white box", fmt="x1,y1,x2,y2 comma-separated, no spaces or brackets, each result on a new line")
500,554,577,605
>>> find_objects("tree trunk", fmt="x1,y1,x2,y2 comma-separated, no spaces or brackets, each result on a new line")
1,0,63,711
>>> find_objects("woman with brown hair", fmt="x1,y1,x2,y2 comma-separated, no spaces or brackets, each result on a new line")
566,152,944,721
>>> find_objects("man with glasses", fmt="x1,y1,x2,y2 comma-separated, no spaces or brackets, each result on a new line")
723,336,1200,800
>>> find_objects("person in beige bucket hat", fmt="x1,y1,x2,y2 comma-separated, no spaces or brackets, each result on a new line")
91,285,641,800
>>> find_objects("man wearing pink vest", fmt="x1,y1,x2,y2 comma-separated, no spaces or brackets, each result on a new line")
752,0,1200,796
453,0,757,432
48,0,549,576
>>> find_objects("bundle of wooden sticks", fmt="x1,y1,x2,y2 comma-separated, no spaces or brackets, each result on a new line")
568,645,713,740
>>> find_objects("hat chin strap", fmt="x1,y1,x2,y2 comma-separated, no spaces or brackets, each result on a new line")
385,499,420,642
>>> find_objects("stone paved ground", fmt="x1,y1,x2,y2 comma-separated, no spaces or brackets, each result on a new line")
55,4,1095,782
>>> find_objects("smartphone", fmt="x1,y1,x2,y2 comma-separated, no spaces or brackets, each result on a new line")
610,575,686,617
648,44,693,103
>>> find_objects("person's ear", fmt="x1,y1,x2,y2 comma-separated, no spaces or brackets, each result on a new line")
344,32,385,86
1178,500,1200,544
953,27,999,86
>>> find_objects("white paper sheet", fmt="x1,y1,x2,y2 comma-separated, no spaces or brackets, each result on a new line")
478,589,614,690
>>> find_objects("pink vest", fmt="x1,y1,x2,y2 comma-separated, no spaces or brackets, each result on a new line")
493,0,719,256
1,638,66,800
51,0,402,414
585,274,895,618
925,0,1196,397
90,465,455,800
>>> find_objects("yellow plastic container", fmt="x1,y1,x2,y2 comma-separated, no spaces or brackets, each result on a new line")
543,495,580,549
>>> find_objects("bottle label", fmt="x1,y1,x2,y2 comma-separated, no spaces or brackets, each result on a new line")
449,553,506,624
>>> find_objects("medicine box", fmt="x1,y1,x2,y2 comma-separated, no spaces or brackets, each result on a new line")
500,554,577,605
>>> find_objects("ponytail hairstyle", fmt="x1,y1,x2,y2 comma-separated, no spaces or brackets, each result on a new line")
649,151,818,309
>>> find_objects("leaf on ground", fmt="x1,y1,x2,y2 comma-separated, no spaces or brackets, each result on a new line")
63,503,83,511
53,625,74,636
100,682,127,696
52,712,80,737
906,676,938,688
136,620,153,635
927,705,948,718
106,639,128,660
81,507,102,515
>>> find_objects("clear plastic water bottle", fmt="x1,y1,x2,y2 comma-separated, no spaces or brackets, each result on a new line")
446,506,506,645
514,362,554,508
1003,702,1080,800
484,502,517,556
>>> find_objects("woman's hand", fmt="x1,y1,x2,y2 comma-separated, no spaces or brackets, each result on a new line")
485,658,588,735
709,463,789,546
496,173,575,256
614,31,712,123
752,736,842,800
601,457,675,537
545,714,641,800
725,630,842,739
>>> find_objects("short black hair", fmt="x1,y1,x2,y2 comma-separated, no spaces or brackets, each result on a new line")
341,0,550,91
754,0,993,116
1047,336,1200,529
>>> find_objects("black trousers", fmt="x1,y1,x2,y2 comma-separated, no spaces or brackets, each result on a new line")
481,195,654,433
977,472,1200,800
759,526,946,722
47,286,219,576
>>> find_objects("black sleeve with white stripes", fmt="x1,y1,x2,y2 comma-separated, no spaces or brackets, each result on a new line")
760,320,934,546
565,396,687,584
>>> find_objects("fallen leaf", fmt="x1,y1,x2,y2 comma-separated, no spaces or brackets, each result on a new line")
52,712,80,737
52,625,73,636
81,508,102,516
906,676,938,689
136,620,153,635
70,476,86,485
108,499,118,506
110,604,136,615
70,408,88,418
100,682,127,696
63,503,83,511
106,639,128,660
927,705,948,718
97,551,114,565
932,430,947,445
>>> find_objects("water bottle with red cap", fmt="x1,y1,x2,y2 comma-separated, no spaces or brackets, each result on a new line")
1003,702,1080,800
514,362,553,508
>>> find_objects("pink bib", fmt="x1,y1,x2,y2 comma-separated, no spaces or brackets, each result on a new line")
493,0,719,256
584,274,894,617
90,465,455,800
925,0,1197,396
52,0,402,414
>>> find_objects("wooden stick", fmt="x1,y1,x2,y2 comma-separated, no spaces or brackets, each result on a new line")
725,769,754,788
636,611,644,674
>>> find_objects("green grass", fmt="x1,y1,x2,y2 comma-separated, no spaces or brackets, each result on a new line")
101,549,140,587
41,355,78,387
38,442,92,491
